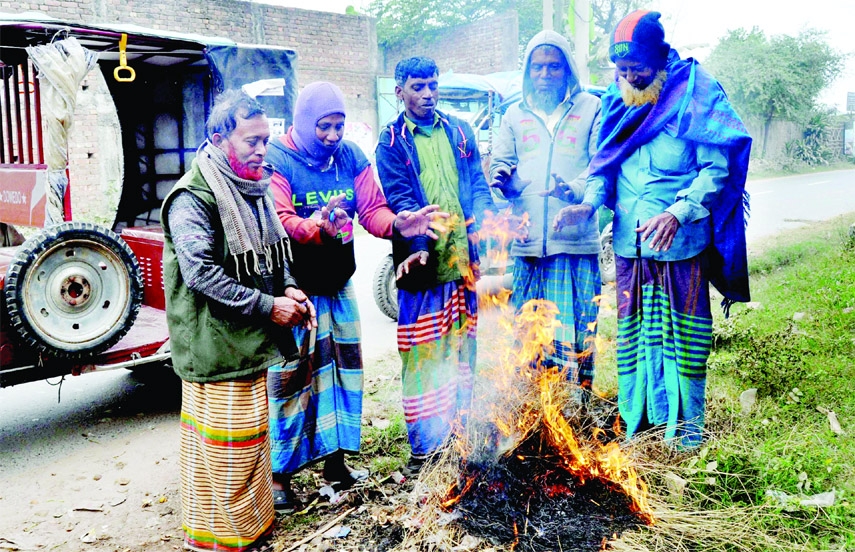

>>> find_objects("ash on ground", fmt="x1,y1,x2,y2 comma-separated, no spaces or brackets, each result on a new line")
446,400,646,552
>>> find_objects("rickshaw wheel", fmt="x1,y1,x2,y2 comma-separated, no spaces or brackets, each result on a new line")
372,253,398,321
4,222,143,359
599,222,616,284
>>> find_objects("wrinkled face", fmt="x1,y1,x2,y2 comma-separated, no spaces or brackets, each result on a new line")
214,112,270,180
615,59,656,90
529,46,568,95
397,74,439,120
315,113,345,147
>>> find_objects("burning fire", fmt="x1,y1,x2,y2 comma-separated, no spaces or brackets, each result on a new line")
422,207,653,549
441,282,654,530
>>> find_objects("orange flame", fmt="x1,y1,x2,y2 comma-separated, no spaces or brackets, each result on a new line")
539,369,653,522
441,475,476,509
463,294,654,524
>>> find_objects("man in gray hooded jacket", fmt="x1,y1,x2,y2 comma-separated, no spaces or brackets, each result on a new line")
490,30,602,389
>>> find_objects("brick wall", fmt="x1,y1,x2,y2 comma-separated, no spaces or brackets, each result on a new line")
67,70,123,226
381,11,520,76
1,3,520,227
1,1,379,129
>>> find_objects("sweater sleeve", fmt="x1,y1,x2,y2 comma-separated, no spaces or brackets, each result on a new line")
354,165,396,238
167,191,272,318
270,170,324,245
488,105,520,200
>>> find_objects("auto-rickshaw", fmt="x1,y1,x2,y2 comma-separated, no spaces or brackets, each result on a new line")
0,13,297,387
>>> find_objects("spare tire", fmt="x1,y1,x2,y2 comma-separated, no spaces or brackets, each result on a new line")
372,253,398,321
4,221,143,359
599,222,616,284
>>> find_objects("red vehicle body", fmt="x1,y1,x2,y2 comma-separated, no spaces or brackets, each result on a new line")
0,13,297,387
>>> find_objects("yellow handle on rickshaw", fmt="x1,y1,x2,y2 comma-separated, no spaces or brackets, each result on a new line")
113,33,136,82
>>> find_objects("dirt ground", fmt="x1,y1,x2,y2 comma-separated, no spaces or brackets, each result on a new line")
0,346,413,552
0,300,563,552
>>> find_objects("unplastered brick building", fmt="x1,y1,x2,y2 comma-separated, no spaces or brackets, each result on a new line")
0,1,517,225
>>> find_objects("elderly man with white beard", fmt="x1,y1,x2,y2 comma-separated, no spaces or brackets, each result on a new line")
489,30,603,392
554,11,752,448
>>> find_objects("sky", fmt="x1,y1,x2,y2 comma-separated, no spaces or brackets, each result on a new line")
256,0,855,112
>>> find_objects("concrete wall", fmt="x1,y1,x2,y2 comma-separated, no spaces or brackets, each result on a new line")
745,119,802,160
381,11,520,76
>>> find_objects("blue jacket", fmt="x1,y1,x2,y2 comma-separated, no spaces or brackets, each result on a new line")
585,133,730,261
375,110,496,292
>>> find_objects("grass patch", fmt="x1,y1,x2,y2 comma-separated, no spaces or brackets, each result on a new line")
747,160,855,180
700,214,855,548
582,213,855,550
358,412,409,476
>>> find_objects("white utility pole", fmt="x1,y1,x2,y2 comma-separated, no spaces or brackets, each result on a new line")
543,0,554,31
573,0,590,84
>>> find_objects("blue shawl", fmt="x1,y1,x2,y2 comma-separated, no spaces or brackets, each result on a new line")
590,49,753,307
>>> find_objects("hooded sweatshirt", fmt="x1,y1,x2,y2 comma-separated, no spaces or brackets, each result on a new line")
266,81,399,295
490,30,602,258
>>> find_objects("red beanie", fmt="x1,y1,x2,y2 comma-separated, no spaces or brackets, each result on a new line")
609,10,670,69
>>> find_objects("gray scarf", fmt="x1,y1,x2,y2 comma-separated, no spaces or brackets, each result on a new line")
196,140,289,279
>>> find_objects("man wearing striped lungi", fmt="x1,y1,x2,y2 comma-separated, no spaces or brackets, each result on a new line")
489,30,603,390
555,11,751,448
375,57,498,472
163,90,317,551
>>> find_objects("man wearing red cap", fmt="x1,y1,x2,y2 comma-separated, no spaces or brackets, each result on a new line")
555,11,752,448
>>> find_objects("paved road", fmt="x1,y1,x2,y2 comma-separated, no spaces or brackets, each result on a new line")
2,168,854,474
745,168,855,243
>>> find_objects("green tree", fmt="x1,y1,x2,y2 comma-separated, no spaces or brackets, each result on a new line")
368,0,500,47
368,0,644,60
704,27,845,157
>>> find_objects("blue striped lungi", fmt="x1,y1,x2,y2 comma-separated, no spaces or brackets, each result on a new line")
397,280,477,457
512,253,601,386
616,254,712,448
267,280,363,474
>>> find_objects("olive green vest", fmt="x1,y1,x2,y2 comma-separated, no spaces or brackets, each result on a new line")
161,161,297,382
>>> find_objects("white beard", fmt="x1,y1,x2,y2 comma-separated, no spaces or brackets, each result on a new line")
618,70,667,107
531,88,565,114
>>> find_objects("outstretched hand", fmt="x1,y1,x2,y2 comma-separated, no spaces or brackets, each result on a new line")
394,204,451,239
396,251,429,279
637,212,679,252
490,165,531,197
539,173,577,202
317,193,350,237
553,203,594,232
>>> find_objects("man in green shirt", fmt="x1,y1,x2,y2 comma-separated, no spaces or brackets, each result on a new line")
375,57,497,473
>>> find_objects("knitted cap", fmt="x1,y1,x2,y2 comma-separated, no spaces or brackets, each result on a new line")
292,81,346,162
609,10,670,69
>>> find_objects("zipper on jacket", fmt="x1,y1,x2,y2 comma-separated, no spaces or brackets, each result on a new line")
526,102,574,258
542,141,554,257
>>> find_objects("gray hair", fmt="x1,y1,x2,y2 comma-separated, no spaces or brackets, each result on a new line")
205,89,266,140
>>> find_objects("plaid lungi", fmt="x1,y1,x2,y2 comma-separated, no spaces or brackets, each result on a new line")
397,280,477,456
268,280,363,474
616,254,712,448
512,253,601,385
179,372,274,551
